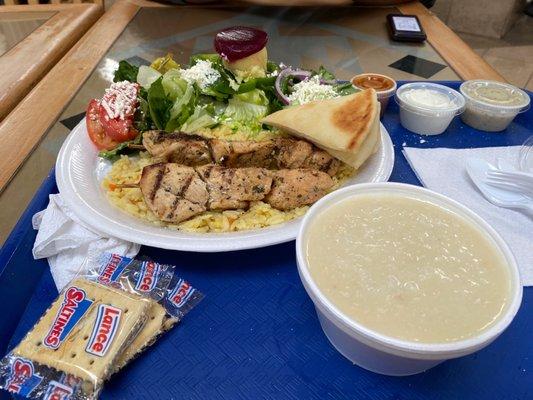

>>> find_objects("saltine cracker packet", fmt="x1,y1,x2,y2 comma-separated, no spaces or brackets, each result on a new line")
0,254,203,399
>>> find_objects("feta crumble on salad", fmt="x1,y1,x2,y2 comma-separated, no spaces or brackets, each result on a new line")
100,81,139,120
288,76,339,105
179,60,221,89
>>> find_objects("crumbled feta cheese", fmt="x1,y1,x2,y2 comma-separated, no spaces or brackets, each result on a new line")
228,77,240,91
180,60,220,89
100,81,139,120
288,76,339,105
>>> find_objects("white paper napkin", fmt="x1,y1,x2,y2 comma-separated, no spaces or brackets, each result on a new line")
403,146,532,286
32,194,140,291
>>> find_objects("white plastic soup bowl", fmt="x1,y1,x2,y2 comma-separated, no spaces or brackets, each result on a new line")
296,183,522,376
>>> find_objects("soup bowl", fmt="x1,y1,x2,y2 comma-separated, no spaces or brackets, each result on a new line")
295,182,522,376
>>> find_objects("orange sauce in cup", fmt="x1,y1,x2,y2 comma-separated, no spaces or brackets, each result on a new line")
351,74,395,92
351,73,397,117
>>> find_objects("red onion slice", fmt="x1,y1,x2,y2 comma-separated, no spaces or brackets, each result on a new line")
275,68,312,105
214,26,268,62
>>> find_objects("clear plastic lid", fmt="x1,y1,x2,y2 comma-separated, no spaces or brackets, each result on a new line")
395,82,466,115
460,80,530,113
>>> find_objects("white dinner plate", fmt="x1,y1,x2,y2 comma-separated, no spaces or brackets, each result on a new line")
56,120,394,252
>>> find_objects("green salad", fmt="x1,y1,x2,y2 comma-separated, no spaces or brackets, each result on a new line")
96,52,356,159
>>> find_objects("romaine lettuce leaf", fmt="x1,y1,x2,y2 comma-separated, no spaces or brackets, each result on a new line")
161,69,189,101
333,81,357,96
134,96,152,132
236,76,276,94
181,106,217,133
160,69,198,131
189,53,222,65
147,77,172,130
220,89,270,134
188,54,237,100
315,65,335,81
114,60,138,83
224,89,269,122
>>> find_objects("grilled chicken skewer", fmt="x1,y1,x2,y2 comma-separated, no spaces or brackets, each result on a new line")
137,163,334,223
142,131,341,176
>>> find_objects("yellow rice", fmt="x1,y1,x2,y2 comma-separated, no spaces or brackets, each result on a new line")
102,126,355,233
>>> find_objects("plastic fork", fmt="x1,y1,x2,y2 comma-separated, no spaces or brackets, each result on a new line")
485,170,533,198
466,158,533,216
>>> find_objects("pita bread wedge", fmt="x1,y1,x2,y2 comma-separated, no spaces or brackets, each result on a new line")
262,89,380,169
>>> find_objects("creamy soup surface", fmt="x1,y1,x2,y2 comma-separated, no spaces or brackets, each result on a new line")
305,194,511,343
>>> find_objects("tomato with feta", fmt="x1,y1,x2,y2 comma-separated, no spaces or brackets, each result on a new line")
86,99,120,150
98,106,137,142
86,81,140,149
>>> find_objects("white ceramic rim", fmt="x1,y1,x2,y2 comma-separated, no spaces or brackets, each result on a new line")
460,80,531,114
350,73,397,98
55,120,394,252
296,182,523,356
395,82,466,115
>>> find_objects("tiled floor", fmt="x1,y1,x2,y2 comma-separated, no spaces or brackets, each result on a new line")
442,12,533,90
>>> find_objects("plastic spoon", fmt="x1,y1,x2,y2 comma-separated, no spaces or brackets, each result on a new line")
465,158,533,216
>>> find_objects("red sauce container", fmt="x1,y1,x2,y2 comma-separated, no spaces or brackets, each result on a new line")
351,73,397,117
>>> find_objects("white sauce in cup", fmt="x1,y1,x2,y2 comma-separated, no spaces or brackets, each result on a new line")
395,83,465,135
402,88,453,109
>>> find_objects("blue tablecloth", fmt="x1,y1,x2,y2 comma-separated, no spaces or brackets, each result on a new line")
0,82,532,400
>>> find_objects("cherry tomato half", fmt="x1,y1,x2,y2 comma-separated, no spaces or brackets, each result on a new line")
98,105,138,142
86,99,120,150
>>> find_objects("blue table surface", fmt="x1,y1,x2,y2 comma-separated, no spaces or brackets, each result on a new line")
0,82,532,400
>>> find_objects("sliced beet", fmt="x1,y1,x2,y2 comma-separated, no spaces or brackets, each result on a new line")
214,26,268,62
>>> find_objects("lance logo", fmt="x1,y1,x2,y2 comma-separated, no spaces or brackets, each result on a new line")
43,287,93,349
135,261,159,293
43,380,73,400
85,305,122,357
5,357,43,396
168,279,195,308
97,254,130,285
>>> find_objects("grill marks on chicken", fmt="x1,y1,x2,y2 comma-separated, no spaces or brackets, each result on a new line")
140,164,208,223
266,170,334,211
196,165,273,210
139,163,334,223
143,131,340,176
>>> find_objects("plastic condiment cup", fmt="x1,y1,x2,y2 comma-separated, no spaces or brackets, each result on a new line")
351,73,397,118
395,82,465,135
460,80,530,132
296,183,523,376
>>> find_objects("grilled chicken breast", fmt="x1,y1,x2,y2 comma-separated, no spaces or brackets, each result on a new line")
142,132,212,166
140,163,208,223
196,165,273,210
142,131,340,176
138,163,334,223
266,169,334,211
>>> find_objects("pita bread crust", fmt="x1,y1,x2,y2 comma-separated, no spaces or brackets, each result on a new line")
262,89,380,169
327,102,381,169
330,89,376,151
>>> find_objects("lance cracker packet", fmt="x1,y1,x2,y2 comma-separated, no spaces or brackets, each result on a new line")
85,253,204,373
